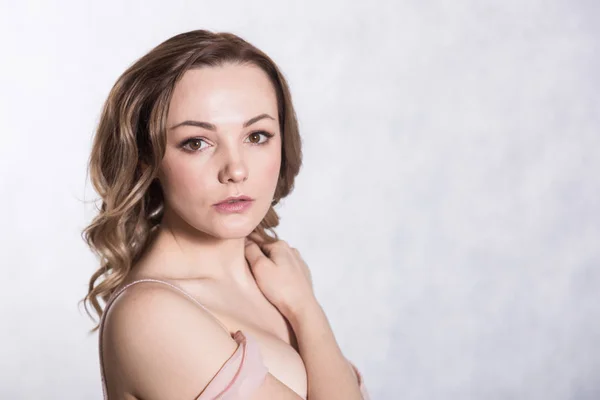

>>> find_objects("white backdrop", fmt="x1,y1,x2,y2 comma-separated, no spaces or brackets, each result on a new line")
1,1,598,399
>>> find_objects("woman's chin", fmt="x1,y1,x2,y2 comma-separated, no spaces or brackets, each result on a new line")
208,220,261,239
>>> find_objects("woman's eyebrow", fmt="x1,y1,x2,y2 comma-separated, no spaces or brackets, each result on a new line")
168,113,276,131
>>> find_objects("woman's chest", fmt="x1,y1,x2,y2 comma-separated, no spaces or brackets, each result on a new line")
181,282,308,399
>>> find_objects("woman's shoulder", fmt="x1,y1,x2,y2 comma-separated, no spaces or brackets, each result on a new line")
103,276,231,345
101,279,243,399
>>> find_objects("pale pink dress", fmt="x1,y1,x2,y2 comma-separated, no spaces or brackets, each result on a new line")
98,278,371,399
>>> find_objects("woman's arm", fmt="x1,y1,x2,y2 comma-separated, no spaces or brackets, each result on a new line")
244,234,365,400
288,301,364,400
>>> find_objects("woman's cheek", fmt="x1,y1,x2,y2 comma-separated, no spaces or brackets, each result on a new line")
267,160,280,182
265,148,282,182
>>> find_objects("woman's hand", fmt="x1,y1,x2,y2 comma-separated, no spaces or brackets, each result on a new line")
244,232,317,320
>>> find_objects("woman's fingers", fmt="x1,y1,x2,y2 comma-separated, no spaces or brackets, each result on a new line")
244,234,318,318
247,231,265,245
247,232,280,257
244,240,274,270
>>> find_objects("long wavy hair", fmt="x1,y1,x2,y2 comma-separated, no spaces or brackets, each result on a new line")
80,29,303,333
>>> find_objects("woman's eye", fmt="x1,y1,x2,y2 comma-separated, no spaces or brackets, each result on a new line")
182,138,208,152
247,131,274,145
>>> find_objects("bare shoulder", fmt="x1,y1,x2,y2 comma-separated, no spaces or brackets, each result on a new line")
103,281,304,400
102,281,237,399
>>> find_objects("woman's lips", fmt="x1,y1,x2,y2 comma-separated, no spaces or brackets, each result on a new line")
213,199,254,213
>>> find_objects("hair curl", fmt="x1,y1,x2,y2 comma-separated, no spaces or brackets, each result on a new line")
80,29,303,333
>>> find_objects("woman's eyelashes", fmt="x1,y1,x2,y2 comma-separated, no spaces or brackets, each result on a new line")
179,130,275,153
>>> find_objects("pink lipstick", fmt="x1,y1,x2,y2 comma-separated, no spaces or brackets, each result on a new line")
213,195,254,214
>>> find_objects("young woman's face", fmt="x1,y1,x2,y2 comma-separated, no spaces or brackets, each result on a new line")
158,63,282,238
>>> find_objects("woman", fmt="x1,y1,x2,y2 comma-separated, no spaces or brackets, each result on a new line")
81,29,370,399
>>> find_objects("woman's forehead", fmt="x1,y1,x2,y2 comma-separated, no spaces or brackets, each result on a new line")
167,64,278,126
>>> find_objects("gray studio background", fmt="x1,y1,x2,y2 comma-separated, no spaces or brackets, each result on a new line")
1,1,598,399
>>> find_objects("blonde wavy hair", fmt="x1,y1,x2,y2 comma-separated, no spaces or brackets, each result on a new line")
80,29,303,333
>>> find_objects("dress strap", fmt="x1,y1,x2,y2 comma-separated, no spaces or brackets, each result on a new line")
98,278,233,399
104,278,231,334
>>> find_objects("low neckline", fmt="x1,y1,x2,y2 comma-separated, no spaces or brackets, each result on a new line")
98,277,368,400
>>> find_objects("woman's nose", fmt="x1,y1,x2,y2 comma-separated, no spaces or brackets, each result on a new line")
218,152,248,184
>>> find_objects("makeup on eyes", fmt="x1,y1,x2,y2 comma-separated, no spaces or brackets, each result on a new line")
178,130,275,153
